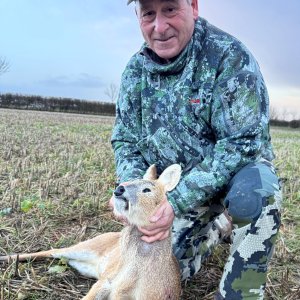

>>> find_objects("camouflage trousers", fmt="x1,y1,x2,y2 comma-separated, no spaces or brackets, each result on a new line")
172,159,282,299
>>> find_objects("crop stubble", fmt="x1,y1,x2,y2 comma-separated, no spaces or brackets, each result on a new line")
0,109,299,299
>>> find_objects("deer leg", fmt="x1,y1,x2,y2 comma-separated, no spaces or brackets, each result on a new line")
0,233,120,279
82,279,111,300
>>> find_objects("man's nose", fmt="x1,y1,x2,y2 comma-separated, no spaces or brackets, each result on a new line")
114,185,126,197
154,14,169,34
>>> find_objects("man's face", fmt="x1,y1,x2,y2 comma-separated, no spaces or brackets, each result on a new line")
136,0,198,60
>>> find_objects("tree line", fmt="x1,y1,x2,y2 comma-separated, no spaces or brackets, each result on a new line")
0,93,299,128
0,93,115,116
270,119,300,129
269,106,300,128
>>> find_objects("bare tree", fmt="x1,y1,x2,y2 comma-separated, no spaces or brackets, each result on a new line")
104,83,119,103
290,110,299,121
269,105,279,121
280,107,289,121
0,57,10,76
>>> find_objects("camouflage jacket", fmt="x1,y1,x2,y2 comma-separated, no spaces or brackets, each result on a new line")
111,17,274,217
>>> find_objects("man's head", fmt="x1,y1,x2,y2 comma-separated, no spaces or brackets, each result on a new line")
132,0,198,60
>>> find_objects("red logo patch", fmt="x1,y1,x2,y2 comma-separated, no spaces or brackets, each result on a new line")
189,98,201,104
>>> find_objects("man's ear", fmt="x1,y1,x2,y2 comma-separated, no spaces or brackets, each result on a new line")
157,164,182,192
191,0,199,21
143,164,157,180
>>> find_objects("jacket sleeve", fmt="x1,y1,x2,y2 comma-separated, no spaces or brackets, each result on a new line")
111,58,149,184
167,43,272,217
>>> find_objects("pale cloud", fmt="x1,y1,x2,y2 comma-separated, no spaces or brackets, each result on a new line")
40,73,105,89
200,0,300,117
269,86,300,120
0,0,299,110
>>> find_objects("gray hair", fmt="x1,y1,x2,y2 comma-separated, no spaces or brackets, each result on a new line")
134,0,193,5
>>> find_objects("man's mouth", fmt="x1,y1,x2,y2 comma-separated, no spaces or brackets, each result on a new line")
154,36,174,42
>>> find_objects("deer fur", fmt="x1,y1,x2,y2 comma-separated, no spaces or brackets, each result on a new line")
0,164,182,300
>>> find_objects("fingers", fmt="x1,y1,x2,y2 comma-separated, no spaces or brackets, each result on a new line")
140,212,173,232
149,201,166,223
149,196,173,223
148,202,175,229
141,229,170,243
150,196,170,223
139,199,175,243
138,223,170,236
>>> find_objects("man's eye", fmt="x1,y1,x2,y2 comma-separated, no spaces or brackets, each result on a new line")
142,11,155,20
142,188,151,193
165,7,177,16
143,11,153,17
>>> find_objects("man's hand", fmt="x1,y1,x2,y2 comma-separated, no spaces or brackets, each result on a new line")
138,196,175,243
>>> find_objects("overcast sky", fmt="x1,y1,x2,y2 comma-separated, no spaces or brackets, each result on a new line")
0,0,299,119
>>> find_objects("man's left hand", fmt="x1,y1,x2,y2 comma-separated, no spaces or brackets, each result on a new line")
138,196,175,243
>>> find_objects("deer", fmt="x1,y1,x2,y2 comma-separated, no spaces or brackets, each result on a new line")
0,164,182,300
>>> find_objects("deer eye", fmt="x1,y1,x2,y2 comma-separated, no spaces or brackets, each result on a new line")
142,188,151,193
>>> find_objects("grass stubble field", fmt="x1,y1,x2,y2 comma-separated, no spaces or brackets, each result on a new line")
0,108,299,300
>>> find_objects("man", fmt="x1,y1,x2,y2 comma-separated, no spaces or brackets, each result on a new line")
111,0,282,299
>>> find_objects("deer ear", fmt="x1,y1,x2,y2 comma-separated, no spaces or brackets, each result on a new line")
143,164,157,180
157,164,181,192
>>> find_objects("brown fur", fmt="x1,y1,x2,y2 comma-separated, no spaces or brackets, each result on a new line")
0,164,182,300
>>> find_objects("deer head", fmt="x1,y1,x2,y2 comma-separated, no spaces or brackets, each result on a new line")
113,164,181,227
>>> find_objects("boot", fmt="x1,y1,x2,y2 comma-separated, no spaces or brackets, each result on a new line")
213,209,232,243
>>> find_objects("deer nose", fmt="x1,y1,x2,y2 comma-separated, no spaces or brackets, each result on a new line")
114,185,126,197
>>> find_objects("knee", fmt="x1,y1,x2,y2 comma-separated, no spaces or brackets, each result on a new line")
224,183,263,225
224,161,280,225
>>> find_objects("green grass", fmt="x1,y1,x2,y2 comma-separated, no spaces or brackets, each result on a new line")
0,109,299,299
264,127,300,300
